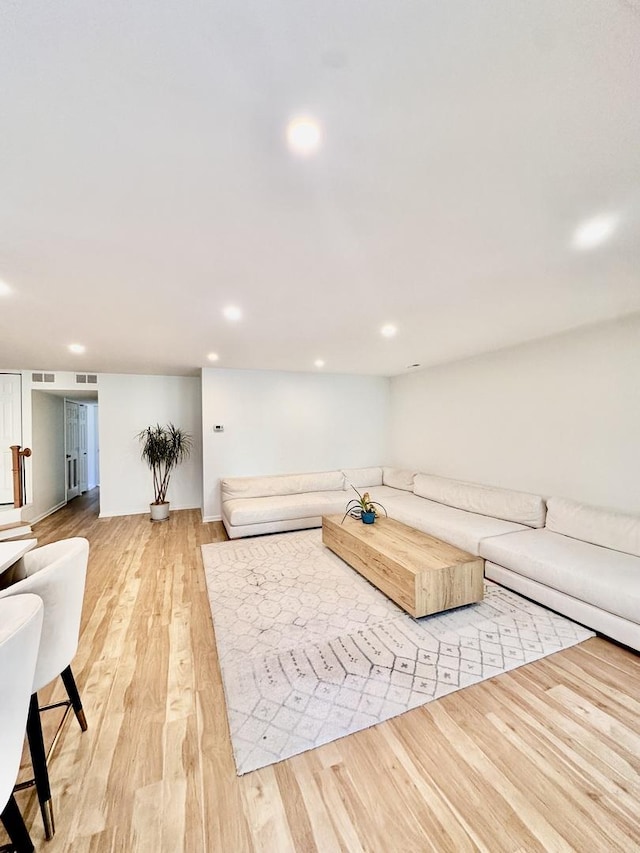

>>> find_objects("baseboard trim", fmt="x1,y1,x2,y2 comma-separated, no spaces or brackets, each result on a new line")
99,509,148,519
28,500,67,525
202,513,222,523
99,504,201,519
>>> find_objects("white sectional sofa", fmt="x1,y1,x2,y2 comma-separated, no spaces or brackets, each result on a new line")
220,466,640,651
367,471,546,555
482,496,640,651
221,470,348,539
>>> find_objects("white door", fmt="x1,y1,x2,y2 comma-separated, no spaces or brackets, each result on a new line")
78,404,88,494
65,401,80,500
0,374,22,505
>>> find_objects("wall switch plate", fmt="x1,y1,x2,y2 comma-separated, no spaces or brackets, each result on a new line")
213,425,224,432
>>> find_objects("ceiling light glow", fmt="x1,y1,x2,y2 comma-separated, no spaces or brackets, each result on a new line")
380,324,397,338
207,352,219,362
68,343,86,354
572,213,619,250
314,359,325,368
0,279,12,296
223,305,242,322
286,116,322,156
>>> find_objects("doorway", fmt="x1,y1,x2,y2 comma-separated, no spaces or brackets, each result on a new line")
28,389,99,522
65,400,82,499
65,399,100,500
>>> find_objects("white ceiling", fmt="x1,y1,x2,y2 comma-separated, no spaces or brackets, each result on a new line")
1,0,639,378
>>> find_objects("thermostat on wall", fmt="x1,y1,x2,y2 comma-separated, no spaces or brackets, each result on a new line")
213,425,224,432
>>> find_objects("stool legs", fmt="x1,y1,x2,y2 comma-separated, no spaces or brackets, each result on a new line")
21,670,87,842
26,694,55,841
61,666,88,731
0,794,34,853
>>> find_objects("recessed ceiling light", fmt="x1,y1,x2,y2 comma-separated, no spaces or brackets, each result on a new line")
223,305,242,322
207,352,219,362
572,213,619,250
0,279,12,296
68,343,86,354
380,324,397,338
286,116,322,156
314,359,325,368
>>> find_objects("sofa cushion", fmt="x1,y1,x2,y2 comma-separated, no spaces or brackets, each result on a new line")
413,474,546,528
224,490,347,526
224,516,325,539
380,492,527,555
360,485,407,505
546,497,640,558
382,467,416,491
221,470,345,501
341,467,383,488
480,528,640,624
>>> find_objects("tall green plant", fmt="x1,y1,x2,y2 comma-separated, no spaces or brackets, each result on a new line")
137,423,193,504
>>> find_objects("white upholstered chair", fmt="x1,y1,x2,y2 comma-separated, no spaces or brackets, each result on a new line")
0,537,90,840
0,594,44,853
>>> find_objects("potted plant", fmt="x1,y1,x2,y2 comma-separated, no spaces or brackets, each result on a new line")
137,423,193,521
342,485,387,525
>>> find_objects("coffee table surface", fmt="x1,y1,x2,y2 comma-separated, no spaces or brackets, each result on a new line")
322,514,484,618
0,538,37,576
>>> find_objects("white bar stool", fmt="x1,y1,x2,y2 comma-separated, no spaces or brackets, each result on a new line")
0,594,44,853
0,537,90,841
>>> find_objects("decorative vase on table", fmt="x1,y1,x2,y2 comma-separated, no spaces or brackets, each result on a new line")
341,486,387,525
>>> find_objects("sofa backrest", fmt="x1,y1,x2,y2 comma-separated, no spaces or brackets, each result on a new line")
413,473,546,528
341,467,383,488
221,470,345,501
382,467,416,491
546,497,640,558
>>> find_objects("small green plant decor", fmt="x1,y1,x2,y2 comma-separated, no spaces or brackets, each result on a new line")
137,423,193,521
342,484,387,525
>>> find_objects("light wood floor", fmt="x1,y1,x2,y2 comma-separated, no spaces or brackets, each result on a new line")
3,489,640,852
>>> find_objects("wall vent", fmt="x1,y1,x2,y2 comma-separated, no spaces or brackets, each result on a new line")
75,373,98,385
32,372,55,383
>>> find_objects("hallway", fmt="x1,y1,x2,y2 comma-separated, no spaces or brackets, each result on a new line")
54,487,101,531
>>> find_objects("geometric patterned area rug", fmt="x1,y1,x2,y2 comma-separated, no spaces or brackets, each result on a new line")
201,528,594,775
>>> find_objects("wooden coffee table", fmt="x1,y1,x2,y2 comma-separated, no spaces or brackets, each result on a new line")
322,515,484,618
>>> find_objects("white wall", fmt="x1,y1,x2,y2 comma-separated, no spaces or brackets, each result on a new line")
98,374,202,517
389,314,640,513
25,391,66,523
202,369,390,520
86,404,99,489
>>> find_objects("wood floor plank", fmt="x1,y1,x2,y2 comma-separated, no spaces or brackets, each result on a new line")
412,702,567,853
441,680,637,850
241,765,297,852
273,759,319,853
2,488,639,852
485,673,640,796
288,753,350,853
343,726,473,853
377,725,483,853
308,759,367,853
